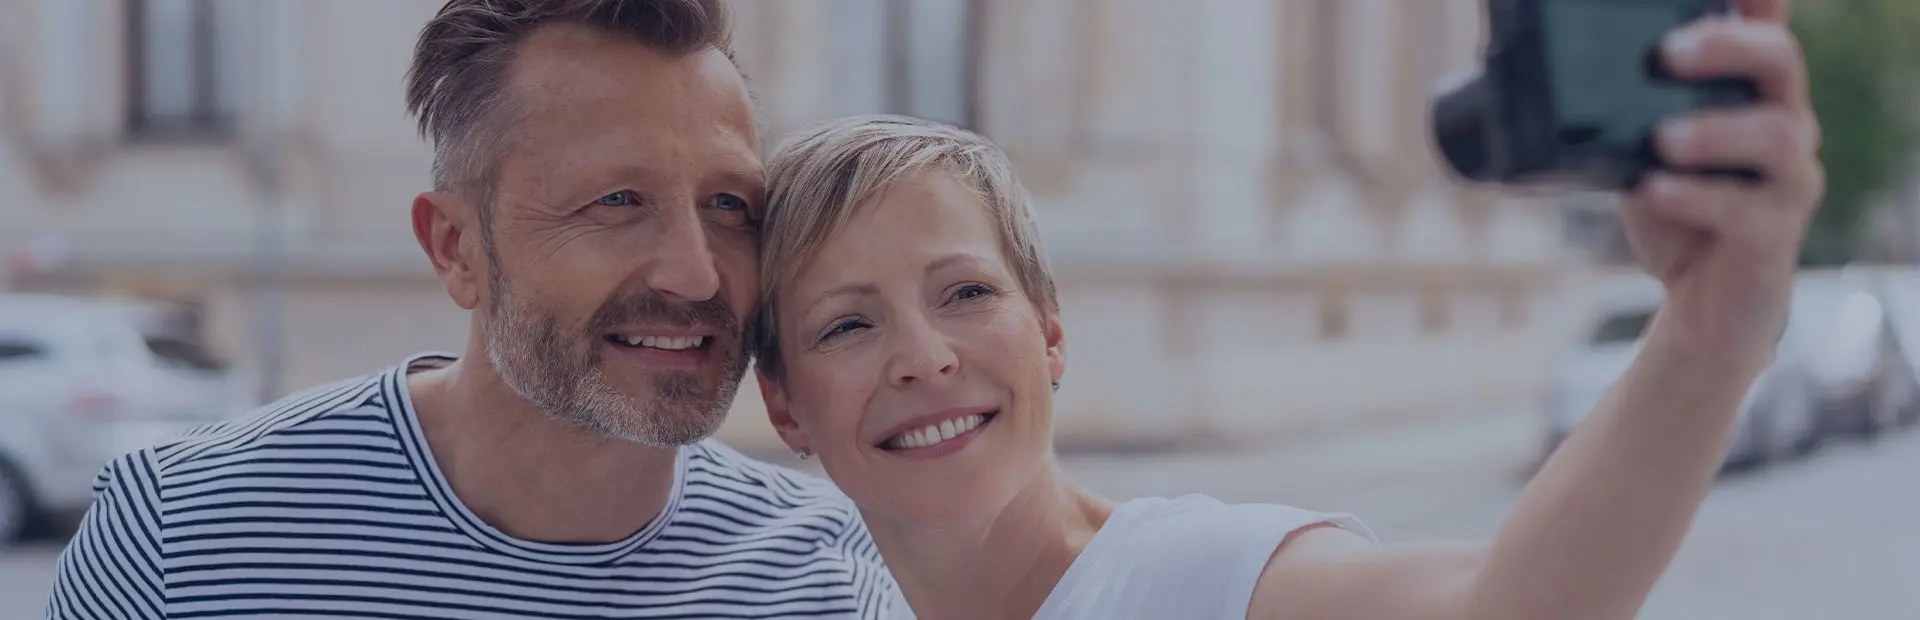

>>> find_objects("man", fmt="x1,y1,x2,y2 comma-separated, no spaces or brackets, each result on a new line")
46,1,898,618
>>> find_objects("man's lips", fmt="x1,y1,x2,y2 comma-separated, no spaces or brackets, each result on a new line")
601,327,724,370
605,333,711,351
603,325,719,351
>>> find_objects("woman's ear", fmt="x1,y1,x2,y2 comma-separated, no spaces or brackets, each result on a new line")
757,371,811,456
1044,314,1066,386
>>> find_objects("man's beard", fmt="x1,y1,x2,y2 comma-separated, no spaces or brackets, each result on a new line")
480,253,748,447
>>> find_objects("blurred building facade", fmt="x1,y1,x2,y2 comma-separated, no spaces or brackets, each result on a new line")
0,0,1581,450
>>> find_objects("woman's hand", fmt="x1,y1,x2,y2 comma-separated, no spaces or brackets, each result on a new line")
1248,2,1825,619
1621,0,1824,368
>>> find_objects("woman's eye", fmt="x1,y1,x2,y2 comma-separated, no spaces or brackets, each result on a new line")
710,193,749,212
950,284,994,303
821,319,868,341
595,190,639,207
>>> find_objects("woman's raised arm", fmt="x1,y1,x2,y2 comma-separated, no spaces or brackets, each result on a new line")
1248,2,1825,618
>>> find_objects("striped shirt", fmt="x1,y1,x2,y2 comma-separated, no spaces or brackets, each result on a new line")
46,354,901,619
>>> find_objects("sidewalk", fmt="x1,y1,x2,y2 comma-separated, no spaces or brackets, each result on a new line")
1057,403,1539,501
758,402,1543,541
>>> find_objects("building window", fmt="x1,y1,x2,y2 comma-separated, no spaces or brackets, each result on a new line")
1498,285,1530,329
1402,0,1454,177
1318,288,1352,341
1419,285,1452,335
880,0,981,129
1280,0,1335,147
126,0,242,140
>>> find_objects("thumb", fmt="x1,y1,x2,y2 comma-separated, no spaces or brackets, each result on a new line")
1735,0,1792,22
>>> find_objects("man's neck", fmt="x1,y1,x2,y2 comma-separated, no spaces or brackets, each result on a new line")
866,464,1112,620
405,355,680,544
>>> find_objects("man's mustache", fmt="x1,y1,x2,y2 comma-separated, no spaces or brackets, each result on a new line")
588,288,739,337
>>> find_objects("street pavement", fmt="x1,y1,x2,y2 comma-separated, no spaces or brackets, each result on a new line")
4,410,1916,619
1066,410,1920,620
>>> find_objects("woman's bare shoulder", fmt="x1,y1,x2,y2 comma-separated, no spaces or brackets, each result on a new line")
1250,529,1488,620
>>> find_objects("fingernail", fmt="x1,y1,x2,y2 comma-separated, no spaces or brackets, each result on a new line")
1665,28,1704,63
1643,173,1681,199
1659,120,1695,154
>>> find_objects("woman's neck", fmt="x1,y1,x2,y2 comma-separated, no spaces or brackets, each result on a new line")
864,465,1113,620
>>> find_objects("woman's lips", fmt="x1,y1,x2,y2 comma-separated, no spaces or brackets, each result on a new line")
880,411,996,451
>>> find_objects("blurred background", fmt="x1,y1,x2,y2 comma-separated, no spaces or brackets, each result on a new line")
2,0,1919,617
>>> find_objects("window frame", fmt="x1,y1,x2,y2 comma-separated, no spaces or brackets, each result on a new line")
123,0,240,142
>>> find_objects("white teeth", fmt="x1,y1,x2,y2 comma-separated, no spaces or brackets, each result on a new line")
884,413,990,450
617,335,706,350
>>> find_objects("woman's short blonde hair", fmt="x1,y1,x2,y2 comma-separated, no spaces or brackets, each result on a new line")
753,114,1059,382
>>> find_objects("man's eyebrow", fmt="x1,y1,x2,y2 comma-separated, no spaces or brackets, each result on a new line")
715,166,766,194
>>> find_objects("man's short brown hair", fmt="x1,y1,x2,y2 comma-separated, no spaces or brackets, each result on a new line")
404,0,735,208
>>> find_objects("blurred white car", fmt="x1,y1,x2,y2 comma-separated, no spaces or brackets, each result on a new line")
1792,268,1920,437
0,294,249,543
1543,275,1820,470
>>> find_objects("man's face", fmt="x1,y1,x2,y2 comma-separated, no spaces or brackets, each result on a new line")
477,24,762,446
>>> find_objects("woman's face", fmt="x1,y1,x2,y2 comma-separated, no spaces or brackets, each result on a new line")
760,169,1064,524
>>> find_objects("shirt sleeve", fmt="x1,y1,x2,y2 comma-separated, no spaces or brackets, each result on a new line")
45,450,169,620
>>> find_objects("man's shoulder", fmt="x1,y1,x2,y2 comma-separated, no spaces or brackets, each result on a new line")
682,439,853,509
678,440,883,545
677,440,896,598
144,370,394,477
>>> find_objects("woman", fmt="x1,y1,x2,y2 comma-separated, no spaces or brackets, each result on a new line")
751,5,1824,618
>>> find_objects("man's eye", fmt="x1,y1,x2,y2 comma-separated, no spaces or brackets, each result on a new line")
595,191,639,207
711,193,749,212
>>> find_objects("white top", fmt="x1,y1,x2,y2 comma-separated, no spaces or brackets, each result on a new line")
885,494,1375,619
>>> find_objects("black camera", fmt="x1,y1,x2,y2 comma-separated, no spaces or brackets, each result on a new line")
1431,0,1761,191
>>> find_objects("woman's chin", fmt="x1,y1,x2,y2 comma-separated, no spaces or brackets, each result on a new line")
855,452,1051,528
871,486,1013,528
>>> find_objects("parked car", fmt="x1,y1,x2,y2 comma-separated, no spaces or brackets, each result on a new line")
1543,275,1821,471
1853,266,1920,421
0,294,249,543
1787,271,1920,438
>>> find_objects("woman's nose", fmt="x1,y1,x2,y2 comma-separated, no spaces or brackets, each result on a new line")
887,319,959,389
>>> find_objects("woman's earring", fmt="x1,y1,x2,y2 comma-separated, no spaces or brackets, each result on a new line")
1052,380,1061,393
795,450,812,461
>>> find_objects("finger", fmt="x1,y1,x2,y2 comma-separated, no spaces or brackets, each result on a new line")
1663,18,1808,106
1627,173,1740,232
1735,0,1792,23
1635,171,1821,252
1656,105,1817,176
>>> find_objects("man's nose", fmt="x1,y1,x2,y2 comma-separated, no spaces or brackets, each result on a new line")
886,316,959,389
640,205,723,303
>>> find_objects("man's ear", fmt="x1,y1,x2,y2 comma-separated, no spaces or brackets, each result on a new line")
412,191,483,309
757,369,811,456
1044,313,1067,387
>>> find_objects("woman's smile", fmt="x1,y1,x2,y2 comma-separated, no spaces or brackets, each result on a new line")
876,408,999,458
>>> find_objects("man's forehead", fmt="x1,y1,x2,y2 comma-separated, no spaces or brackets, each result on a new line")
492,23,762,184
508,23,754,128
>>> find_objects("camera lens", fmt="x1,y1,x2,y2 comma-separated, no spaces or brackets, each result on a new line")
1431,75,1496,183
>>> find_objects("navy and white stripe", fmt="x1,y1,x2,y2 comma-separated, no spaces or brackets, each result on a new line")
47,354,899,619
